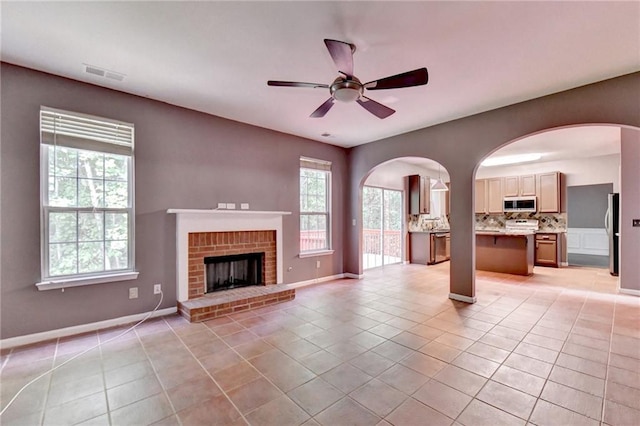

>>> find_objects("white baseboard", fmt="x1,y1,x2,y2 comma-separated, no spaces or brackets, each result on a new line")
449,293,477,304
0,307,177,350
619,288,640,297
344,273,364,279
561,262,569,267
286,273,348,289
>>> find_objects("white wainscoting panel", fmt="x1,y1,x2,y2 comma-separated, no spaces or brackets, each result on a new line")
567,228,609,256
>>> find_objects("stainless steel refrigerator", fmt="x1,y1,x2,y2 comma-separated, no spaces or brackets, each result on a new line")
606,193,619,276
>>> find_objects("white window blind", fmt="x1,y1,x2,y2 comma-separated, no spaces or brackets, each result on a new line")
40,107,134,156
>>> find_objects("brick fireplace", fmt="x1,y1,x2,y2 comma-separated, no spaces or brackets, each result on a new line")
168,209,291,303
188,230,276,299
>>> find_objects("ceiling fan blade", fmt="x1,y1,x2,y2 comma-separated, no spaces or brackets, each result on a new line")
356,96,395,119
364,68,429,90
310,98,335,118
324,39,355,78
268,80,329,89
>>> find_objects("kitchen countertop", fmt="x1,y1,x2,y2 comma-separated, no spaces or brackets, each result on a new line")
476,228,566,234
476,231,535,236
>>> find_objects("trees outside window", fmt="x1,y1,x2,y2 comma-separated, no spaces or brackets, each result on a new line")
41,108,134,281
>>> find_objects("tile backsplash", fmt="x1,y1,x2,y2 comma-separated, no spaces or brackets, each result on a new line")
475,212,567,232
408,215,450,232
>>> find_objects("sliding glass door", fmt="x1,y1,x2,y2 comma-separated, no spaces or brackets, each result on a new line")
363,186,403,269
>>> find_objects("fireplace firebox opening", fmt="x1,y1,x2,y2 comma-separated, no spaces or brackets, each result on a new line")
204,252,265,293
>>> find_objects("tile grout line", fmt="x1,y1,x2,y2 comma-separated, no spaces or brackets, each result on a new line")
38,337,59,426
600,295,618,424
524,288,595,425
448,288,562,425
134,322,184,426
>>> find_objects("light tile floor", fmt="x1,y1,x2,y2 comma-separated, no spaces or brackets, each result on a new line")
1,263,639,425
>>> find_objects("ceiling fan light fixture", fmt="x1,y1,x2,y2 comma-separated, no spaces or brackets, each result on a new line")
334,87,361,102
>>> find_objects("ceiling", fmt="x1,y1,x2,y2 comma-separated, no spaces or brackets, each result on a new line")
395,125,621,174
2,2,639,148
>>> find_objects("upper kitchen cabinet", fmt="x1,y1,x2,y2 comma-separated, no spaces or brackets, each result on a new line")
537,172,565,213
504,174,536,197
407,175,430,215
476,178,502,214
487,178,503,213
475,179,488,214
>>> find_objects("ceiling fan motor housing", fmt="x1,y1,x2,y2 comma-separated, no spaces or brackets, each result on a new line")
330,76,363,102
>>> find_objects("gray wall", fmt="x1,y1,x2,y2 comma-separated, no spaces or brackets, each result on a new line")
0,64,347,339
567,184,613,228
346,72,640,299
620,128,640,291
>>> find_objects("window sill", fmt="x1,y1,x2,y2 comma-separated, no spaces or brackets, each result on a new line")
36,271,139,291
299,250,334,258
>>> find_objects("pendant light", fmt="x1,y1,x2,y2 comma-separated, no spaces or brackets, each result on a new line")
431,164,449,191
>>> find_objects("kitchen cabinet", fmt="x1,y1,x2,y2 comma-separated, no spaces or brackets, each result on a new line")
475,179,488,214
476,178,502,214
504,175,536,197
487,178,503,213
538,172,561,212
409,232,450,265
408,175,430,215
535,233,560,267
444,182,451,216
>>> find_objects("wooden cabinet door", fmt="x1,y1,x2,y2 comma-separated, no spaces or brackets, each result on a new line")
520,175,537,196
408,175,429,214
444,182,450,216
538,172,560,212
504,176,519,197
536,240,557,266
475,179,488,214
421,176,430,214
487,178,503,213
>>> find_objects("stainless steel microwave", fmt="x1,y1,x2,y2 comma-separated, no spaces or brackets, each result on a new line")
503,196,536,212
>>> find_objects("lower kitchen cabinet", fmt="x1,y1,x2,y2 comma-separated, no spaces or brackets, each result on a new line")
409,232,450,265
535,233,560,267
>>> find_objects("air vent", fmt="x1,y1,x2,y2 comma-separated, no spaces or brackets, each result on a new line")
85,66,105,77
105,72,125,81
84,64,125,82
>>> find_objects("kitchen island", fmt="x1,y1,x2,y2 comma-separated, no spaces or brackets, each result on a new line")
476,231,534,275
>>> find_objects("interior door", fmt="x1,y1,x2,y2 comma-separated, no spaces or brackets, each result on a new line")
363,186,403,269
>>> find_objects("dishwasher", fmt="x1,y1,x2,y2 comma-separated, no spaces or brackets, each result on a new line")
429,233,450,264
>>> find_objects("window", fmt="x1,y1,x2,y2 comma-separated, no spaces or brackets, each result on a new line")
300,157,331,254
38,107,136,289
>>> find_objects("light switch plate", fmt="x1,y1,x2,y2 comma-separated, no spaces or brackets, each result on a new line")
217,203,226,209
226,203,236,209
241,203,249,210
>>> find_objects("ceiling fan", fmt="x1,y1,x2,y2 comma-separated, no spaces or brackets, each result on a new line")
267,39,429,119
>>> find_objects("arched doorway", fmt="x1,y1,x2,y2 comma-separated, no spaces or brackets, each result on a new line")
360,157,451,272
473,124,640,295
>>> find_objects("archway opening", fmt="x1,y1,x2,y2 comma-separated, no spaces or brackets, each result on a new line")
362,157,451,273
472,124,629,293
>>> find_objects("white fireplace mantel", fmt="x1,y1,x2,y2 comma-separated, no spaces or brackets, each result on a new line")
167,209,291,302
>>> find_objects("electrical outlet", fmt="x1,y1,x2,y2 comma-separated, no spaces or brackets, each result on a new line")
226,203,236,209
633,219,640,227
154,284,161,294
129,287,138,299
217,203,226,209
316,260,321,269
241,203,249,210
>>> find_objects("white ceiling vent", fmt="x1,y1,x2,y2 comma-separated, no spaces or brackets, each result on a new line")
84,64,125,82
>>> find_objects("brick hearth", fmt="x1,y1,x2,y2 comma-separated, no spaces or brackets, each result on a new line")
177,285,295,322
